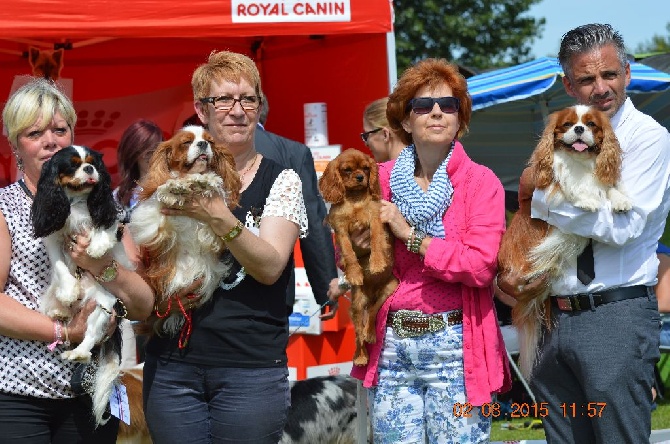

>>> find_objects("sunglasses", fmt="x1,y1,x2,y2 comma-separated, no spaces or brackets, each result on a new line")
360,127,383,143
407,96,460,115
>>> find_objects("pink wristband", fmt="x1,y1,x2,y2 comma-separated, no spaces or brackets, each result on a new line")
48,320,63,351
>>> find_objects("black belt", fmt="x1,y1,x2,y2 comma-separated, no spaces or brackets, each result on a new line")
551,285,650,312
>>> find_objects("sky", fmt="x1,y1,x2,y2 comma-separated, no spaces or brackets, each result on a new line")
526,0,669,58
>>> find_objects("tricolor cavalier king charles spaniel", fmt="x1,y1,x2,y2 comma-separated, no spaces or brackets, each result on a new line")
497,104,631,378
129,125,240,337
319,148,398,366
31,144,132,425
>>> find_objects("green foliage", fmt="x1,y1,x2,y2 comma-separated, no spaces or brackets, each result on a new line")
636,23,670,54
392,0,546,73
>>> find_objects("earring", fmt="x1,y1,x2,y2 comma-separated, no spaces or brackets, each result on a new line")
12,148,24,172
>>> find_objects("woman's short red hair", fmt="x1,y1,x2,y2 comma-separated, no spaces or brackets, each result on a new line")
387,58,472,146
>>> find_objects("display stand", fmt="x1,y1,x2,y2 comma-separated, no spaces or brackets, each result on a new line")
287,242,355,381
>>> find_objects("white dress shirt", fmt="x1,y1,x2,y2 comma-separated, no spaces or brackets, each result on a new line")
531,97,670,295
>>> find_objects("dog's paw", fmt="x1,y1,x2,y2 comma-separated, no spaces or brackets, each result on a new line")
608,189,632,212
86,239,114,258
368,254,387,275
60,349,92,363
353,355,369,366
51,280,80,306
573,197,602,212
46,307,72,319
347,268,364,286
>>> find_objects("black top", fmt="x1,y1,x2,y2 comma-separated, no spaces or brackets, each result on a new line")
146,157,293,367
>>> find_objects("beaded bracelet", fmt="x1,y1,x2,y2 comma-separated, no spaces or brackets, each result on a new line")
48,320,63,351
221,220,244,242
409,229,426,254
406,226,416,252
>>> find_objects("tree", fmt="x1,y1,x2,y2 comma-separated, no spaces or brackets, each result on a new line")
636,23,670,54
393,0,546,73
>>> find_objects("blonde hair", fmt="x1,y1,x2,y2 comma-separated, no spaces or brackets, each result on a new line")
191,51,262,101
2,78,76,148
363,97,390,129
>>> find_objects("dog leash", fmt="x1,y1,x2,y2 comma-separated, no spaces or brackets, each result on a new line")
288,295,350,336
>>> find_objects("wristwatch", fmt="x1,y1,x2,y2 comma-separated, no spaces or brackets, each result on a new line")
94,260,118,283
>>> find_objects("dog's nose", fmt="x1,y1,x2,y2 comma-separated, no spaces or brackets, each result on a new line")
355,174,364,182
196,141,209,150
574,125,584,135
83,165,94,175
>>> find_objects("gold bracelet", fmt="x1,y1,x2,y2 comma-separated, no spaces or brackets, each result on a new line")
221,220,244,242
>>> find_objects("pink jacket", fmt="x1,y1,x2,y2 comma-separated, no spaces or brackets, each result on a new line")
350,141,512,405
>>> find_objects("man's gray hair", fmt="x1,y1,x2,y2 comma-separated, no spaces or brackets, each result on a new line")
558,23,628,79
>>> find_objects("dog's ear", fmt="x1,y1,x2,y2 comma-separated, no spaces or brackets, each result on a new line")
31,158,71,238
368,157,381,201
86,150,120,229
319,158,345,204
594,119,622,187
530,112,558,189
212,143,241,209
50,48,64,80
28,47,41,68
138,139,173,200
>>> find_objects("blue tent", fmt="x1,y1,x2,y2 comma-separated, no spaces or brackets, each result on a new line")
461,57,670,190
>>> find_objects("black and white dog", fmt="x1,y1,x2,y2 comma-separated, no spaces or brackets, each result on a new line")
280,375,369,444
32,145,132,425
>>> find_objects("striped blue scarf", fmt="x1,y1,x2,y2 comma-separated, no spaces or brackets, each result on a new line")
390,143,454,238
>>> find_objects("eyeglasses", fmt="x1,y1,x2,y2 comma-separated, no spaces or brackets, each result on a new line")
407,96,460,115
360,127,383,143
199,95,261,112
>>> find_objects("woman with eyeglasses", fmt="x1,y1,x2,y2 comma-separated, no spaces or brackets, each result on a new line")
360,97,406,162
342,58,511,443
141,51,307,444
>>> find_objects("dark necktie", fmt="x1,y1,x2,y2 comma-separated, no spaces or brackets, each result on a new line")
577,240,595,285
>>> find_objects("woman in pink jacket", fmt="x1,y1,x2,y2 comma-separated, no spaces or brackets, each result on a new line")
346,58,511,443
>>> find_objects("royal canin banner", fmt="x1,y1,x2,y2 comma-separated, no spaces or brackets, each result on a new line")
232,0,351,23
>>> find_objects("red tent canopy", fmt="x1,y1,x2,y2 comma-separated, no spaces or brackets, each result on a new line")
0,0,394,184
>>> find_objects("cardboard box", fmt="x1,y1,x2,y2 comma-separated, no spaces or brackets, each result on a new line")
288,295,322,335
289,267,352,335
310,144,341,179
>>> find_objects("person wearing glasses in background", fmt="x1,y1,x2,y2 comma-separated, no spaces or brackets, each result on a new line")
332,58,511,443
360,97,406,162
142,50,307,444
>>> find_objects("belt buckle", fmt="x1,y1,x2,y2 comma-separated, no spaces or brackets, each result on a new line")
391,310,446,338
556,297,575,311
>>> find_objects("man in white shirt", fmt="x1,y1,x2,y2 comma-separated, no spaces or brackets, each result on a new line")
500,23,670,443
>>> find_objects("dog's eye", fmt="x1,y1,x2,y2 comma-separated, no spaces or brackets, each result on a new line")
342,167,353,174
585,121,596,127
562,122,573,128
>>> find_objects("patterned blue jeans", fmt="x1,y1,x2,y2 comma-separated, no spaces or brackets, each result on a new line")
369,318,491,443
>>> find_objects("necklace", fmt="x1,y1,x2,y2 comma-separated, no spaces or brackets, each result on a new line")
18,178,35,199
239,151,259,183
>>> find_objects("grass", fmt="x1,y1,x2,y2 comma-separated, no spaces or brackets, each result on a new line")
489,398,670,441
